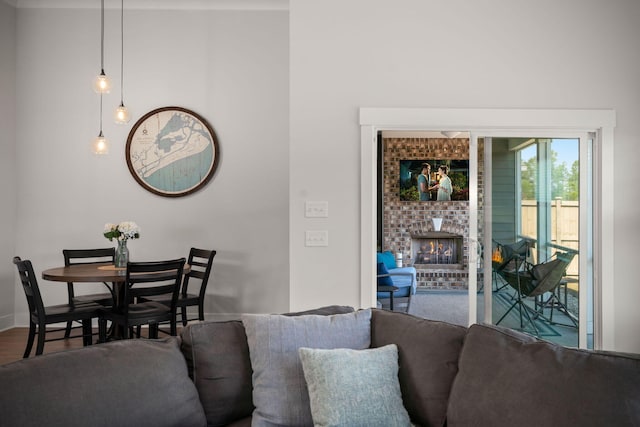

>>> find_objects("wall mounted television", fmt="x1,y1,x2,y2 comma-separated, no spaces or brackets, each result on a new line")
399,159,469,201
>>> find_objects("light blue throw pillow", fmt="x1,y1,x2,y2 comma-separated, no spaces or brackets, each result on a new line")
298,344,411,427
241,309,372,427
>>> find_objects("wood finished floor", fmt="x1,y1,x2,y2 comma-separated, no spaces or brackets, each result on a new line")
0,327,87,365
0,326,181,366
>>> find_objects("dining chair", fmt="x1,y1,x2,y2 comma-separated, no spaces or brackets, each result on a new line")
137,248,216,334
98,258,186,341
62,248,116,338
13,256,101,357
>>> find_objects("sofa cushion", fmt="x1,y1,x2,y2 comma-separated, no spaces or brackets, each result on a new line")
370,309,467,427
0,337,206,427
446,323,640,427
299,344,411,427
181,320,254,427
180,305,355,427
242,309,372,427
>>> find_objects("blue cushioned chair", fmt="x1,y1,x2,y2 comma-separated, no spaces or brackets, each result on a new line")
376,252,417,311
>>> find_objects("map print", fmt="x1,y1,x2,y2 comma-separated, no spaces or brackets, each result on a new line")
127,109,217,196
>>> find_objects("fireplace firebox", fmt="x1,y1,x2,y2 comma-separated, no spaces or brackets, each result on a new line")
411,232,463,266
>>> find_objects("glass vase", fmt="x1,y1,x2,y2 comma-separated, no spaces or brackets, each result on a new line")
115,239,129,268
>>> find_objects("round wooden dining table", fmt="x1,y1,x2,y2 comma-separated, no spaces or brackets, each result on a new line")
42,262,191,283
42,262,127,283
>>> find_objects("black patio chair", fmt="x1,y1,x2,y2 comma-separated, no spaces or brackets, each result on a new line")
491,238,534,291
496,249,577,337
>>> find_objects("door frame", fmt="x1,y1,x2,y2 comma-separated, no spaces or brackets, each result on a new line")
360,107,615,350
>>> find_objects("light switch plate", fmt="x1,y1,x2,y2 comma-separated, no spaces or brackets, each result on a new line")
305,201,329,218
305,230,329,247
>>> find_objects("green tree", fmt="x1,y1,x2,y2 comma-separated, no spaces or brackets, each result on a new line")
520,157,537,199
565,160,579,200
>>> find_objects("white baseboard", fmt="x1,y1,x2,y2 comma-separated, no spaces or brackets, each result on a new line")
0,314,15,332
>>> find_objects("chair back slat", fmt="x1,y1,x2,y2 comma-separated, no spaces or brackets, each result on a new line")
181,248,216,298
13,257,46,324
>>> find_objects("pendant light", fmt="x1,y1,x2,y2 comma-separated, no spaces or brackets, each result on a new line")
93,0,111,94
92,94,110,155
114,0,130,124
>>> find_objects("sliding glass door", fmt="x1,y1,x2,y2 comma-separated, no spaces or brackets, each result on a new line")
477,134,593,348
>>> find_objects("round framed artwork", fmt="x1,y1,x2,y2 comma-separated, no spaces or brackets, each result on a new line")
126,106,219,197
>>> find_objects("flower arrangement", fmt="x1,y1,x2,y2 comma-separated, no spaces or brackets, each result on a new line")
103,221,141,241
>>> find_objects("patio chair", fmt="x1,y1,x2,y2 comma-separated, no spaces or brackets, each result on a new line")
491,238,534,291
495,249,577,336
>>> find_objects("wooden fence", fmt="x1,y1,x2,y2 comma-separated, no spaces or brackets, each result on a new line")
521,199,579,276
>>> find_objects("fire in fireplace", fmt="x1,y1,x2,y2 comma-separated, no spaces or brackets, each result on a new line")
411,233,463,265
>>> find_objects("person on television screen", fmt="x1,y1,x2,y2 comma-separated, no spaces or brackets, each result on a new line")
434,165,453,201
418,163,432,201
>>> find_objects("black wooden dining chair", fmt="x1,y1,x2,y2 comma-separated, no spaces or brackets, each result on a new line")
138,248,216,331
13,256,101,357
98,258,186,341
62,248,116,338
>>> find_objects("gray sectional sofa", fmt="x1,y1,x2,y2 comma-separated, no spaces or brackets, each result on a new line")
1,306,639,427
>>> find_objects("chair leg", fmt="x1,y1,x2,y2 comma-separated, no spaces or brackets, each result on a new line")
82,320,92,346
35,323,46,356
170,314,177,336
23,321,36,358
98,318,107,343
149,324,159,339
64,320,73,338
181,307,188,326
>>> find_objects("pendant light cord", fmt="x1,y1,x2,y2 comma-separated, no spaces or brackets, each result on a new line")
120,0,124,104
99,93,104,133
100,0,105,73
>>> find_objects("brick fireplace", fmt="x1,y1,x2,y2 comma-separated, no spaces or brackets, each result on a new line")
380,137,484,290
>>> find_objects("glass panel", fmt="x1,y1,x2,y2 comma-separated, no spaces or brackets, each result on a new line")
488,137,584,347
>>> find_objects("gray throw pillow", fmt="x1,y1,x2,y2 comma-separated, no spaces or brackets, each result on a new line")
241,309,372,427
299,344,411,427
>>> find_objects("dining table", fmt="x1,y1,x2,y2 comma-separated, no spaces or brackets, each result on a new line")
42,262,191,287
42,262,191,339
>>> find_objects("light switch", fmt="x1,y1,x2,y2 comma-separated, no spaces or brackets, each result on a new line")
305,230,329,247
305,201,329,218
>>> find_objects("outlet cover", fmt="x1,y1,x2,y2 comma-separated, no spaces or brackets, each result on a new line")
305,230,328,247
305,201,329,218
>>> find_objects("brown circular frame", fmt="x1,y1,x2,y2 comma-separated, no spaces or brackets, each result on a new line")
126,106,219,197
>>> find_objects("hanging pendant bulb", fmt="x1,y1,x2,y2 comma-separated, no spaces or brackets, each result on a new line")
92,130,109,155
94,0,110,93
92,93,109,155
115,0,131,124
94,70,112,94
115,102,130,124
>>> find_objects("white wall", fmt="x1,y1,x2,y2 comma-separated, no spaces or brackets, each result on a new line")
289,0,640,352
0,1,17,330
12,6,289,323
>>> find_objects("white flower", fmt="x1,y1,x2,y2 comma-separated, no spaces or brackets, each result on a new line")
118,221,140,239
103,221,140,241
